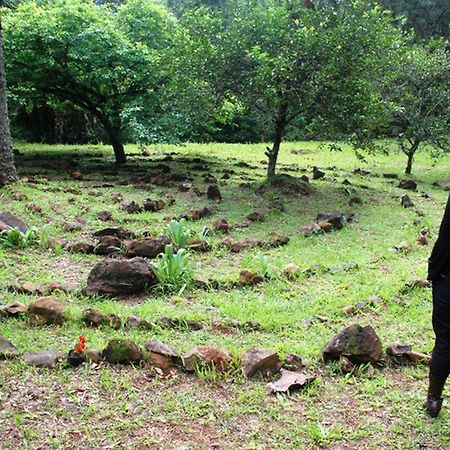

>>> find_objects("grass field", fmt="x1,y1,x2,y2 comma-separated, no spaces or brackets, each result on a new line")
0,140,449,449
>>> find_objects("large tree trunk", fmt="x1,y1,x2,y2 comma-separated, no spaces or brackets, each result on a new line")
0,14,18,185
266,102,288,178
405,140,420,175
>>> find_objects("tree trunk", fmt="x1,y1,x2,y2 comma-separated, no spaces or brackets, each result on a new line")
0,17,18,185
266,102,288,178
405,140,420,175
102,121,126,164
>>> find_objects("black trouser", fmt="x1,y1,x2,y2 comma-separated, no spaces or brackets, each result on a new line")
431,277,450,382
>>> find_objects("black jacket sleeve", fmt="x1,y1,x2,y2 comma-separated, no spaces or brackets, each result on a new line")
428,194,450,280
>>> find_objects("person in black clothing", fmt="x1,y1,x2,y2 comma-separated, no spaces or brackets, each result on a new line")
427,194,450,417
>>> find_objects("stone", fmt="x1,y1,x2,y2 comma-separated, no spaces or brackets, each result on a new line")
17,281,45,295
282,354,305,372
265,231,290,248
82,308,105,327
144,339,182,369
246,211,265,222
386,342,413,356
267,369,316,394
85,257,156,296
28,296,66,325
124,236,170,258
72,170,83,180
391,240,412,253
1,301,28,316
398,179,417,191
120,200,142,214
299,223,322,237
84,349,103,363
340,356,355,374
0,212,28,233
102,339,142,365
62,220,83,232
179,182,192,192
318,221,333,232
239,269,264,286
65,241,95,254
190,206,211,221
67,350,86,368
222,237,261,253
143,199,165,212
316,212,345,230
97,210,112,221
27,202,42,213
124,315,141,330
105,314,122,330
401,195,414,208
93,227,136,240
282,263,300,280
183,346,232,372
342,305,356,315
207,184,222,202
323,324,382,364
24,350,65,368
312,166,325,180
94,235,123,255
0,335,19,359
242,348,282,378
213,218,229,233
386,342,431,365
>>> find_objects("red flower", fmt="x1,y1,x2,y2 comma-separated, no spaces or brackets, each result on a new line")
75,335,86,353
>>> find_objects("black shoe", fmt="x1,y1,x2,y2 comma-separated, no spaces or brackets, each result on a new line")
426,395,443,418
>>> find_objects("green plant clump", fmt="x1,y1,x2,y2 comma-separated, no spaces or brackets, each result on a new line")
0,228,38,249
153,244,192,292
166,218,193,248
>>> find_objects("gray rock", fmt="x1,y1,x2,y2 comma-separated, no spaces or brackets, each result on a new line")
102,339,142,365
323,324,382,364
85,257,156,296
0,335,19,359
82,308,105,327
242,348,282,378
24,350,65,368
124,315,141,330
0,212,28,233
207,184,222,202
144,339,182,369
316,212,345,230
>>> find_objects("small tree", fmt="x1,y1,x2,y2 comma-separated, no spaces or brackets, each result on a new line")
0,0,17,185
388,43,450,175
3,0,177,164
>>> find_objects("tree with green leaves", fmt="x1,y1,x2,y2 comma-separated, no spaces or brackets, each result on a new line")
3,0,177,163
217,0,404,177
0,0,17,185
387,43,450,175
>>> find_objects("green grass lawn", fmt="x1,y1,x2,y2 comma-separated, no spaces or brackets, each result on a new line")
0,140,449,449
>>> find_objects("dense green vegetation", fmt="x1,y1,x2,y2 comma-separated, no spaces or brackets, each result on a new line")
2,0,449,175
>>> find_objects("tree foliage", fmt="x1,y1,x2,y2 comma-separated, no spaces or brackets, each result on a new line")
387,42,450,174
3,0,178,163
